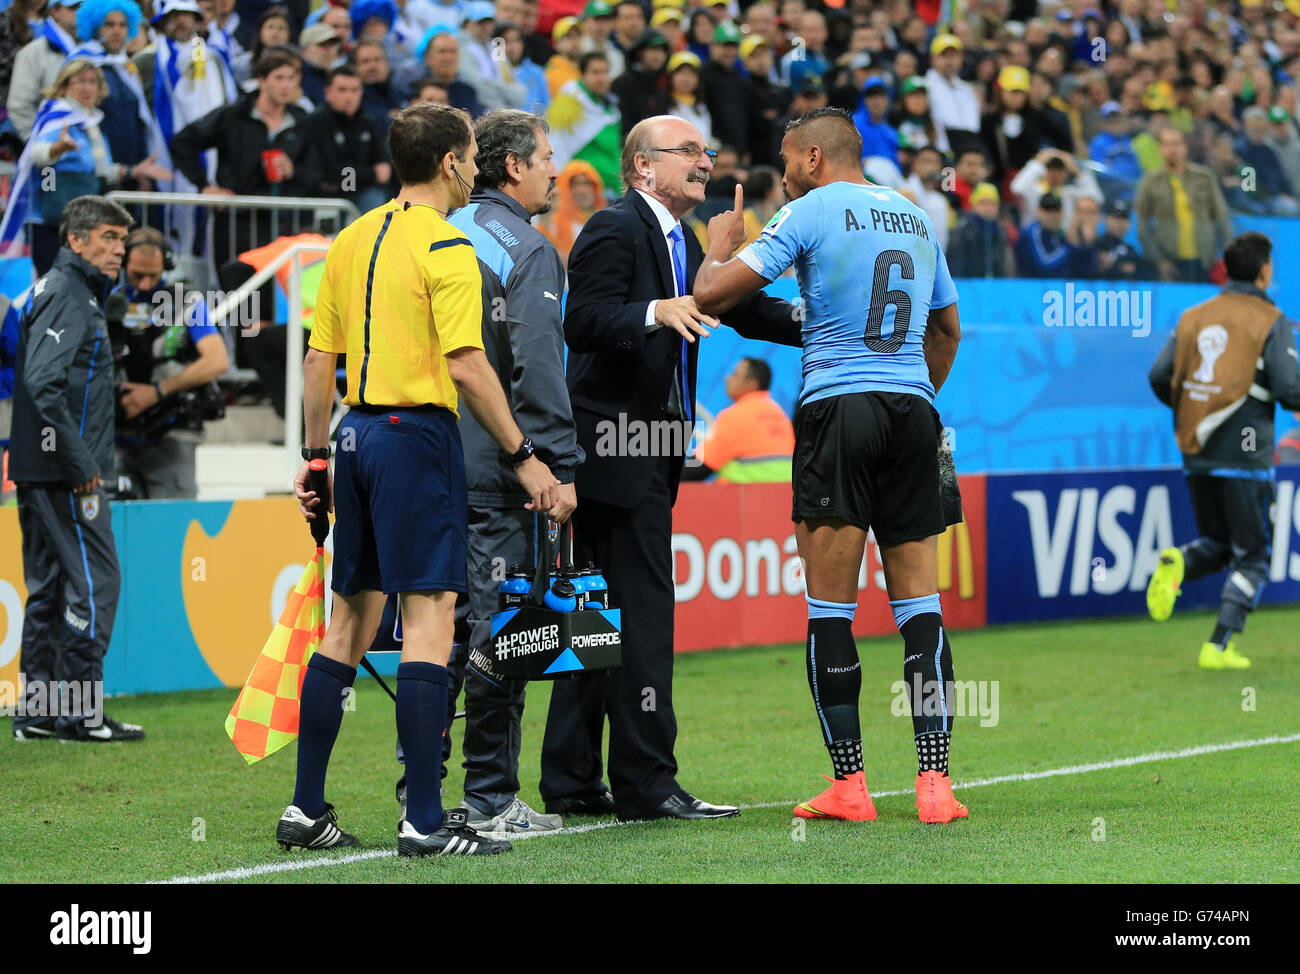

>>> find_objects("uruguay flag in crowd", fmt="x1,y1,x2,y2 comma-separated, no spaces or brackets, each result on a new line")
67,40,172,180
0,98,101,257
152,33,236,148
153,32,236,254
203,20,238,76
40,15,77,57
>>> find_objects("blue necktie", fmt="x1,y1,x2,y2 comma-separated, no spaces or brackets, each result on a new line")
668,225,692,422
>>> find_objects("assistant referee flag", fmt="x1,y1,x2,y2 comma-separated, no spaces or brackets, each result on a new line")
225,552,325,764
309,199,485,414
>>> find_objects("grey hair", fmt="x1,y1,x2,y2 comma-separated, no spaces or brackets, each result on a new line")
58,195,134,249
620,117,664,190
474,109,549,191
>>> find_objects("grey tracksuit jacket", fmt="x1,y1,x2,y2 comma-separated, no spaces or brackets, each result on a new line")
448,187,584,507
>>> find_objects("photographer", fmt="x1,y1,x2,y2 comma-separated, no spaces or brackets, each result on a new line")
111,228,229,499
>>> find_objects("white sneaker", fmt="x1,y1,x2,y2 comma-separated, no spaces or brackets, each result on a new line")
462,797,563,834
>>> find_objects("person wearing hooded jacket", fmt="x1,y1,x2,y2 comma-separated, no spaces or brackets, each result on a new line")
852,75,899,167
535,157,604,266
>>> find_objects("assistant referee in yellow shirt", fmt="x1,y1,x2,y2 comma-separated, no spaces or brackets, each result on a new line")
277,103,563,858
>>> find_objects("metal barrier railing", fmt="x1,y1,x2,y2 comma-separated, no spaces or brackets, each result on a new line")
209,239,333,469
104,189,359,288
105,190,357,384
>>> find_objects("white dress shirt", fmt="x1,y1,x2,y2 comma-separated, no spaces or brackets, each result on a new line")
634,188,683,330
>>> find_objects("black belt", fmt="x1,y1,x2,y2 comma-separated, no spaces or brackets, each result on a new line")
349,403,451,416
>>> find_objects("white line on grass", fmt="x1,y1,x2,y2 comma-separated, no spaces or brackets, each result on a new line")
155,731,1300,884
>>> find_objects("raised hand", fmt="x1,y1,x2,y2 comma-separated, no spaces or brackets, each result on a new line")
705,183,749,259
50,126,78,160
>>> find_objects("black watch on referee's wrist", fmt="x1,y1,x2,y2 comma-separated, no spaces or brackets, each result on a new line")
507,436,536,466
301,445,331,460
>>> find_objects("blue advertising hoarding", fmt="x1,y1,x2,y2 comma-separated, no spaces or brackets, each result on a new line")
701,277,1297,475
986,465,1300,624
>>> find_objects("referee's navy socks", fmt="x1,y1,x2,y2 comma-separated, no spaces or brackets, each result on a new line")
396,661,450,835
293,653,357,819
892,594,955,774
806,595,863,779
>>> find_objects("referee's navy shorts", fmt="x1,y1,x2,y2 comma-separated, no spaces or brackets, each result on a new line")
331,405,468,596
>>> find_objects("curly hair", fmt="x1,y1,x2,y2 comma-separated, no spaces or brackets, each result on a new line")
76,0,142,42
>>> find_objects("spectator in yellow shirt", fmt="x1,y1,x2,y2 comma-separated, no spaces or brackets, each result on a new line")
546,16,582,98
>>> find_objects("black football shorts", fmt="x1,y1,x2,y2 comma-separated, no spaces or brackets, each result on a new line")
792,391,947,546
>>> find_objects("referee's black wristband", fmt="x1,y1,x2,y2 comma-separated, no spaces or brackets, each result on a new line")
301,445,332,460
506,436,536,466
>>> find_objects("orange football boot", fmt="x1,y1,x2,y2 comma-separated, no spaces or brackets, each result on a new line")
915,770,969,824
793,771,877,821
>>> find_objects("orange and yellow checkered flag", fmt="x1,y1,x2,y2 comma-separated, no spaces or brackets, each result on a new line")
225,550,326,764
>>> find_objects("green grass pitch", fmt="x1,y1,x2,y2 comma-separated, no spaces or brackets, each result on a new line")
3,607,1298,884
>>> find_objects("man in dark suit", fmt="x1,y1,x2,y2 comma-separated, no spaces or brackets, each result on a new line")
540,115,802,822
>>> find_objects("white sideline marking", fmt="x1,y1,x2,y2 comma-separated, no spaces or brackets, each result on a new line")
155,732,1300,884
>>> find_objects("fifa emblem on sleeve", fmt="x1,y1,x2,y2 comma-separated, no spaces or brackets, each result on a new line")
762,206,792,237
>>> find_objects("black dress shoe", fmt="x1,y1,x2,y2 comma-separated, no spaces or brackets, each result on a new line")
627,791,741,822
544,789,617,816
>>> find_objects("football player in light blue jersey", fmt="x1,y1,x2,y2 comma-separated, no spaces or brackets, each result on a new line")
696,108,968,825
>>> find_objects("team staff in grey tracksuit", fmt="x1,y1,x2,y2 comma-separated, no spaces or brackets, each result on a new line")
7,196,145,741
1148,230,1300,668
443,111,581,833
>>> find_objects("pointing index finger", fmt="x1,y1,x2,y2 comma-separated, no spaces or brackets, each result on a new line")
734,183,744,215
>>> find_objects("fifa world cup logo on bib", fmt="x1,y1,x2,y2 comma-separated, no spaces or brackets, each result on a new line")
1193,325,1229,384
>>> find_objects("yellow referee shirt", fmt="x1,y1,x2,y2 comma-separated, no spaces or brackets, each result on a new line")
310,199,484,415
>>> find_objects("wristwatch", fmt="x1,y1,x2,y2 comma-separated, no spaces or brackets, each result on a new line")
507,436,536,465
301,446,331,460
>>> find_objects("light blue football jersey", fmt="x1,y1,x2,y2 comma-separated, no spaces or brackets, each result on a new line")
736,180,958,405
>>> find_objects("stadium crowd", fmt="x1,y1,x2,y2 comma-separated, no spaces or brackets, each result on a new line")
0,0,1298,287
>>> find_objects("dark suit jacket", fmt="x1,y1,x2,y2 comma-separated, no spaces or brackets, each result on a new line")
565,189,802,508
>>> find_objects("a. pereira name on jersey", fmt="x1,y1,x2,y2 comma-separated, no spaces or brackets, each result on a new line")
845,207,930,239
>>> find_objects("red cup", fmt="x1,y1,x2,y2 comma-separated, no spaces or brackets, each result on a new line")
262,149,287,183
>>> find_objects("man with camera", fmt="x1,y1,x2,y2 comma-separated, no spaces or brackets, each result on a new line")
109,228,230,499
